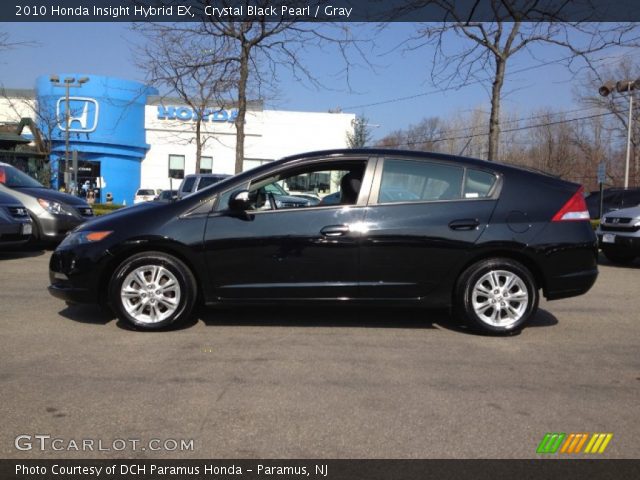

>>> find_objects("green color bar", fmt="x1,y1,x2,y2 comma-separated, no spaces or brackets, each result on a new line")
537,433,566,454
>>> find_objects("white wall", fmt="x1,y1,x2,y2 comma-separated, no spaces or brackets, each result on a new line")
141,106,355,190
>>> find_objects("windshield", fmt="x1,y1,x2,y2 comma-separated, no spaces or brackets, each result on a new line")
0,164,44,188
137,189,155,196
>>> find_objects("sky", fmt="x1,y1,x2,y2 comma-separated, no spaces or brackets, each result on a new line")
0,22,632,141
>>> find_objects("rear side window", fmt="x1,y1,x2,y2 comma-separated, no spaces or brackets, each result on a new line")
197,176,225,190
181,177,196,193
463,169,497,199
379,159,464,203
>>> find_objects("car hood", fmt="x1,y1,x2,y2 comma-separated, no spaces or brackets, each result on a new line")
12,187,89,206
602,204,640,220
77,201,162,230
0,189,24,206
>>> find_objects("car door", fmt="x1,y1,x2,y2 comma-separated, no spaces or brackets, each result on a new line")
203,157,374,300
358,156,499,299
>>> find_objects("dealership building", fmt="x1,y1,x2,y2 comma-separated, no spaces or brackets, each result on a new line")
0,74,355,204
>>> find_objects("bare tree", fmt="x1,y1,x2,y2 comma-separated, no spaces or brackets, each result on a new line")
347,115,373,148
576,57,640,187
135,26,237,173
135,1,366,173
402,1,640,161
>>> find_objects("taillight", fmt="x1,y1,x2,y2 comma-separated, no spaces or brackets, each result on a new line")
552,186,590,222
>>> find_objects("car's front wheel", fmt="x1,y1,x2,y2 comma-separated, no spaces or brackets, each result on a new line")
109,251,197,330
455,258,539,335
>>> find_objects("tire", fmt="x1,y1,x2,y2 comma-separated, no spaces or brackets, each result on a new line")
108,251,197,330
455,258,539,335
602,246,636,265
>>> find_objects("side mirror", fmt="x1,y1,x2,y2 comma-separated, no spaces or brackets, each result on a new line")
228,190,252,211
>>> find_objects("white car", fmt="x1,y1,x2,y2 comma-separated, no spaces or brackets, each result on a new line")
133,188,160,204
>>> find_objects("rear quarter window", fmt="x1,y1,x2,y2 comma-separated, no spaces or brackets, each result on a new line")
463,169,497,199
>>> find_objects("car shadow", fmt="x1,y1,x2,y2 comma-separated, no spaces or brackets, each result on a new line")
198,305,442,330
597,252,640,269
0,248,46,260
58,303,559,336
58,303,115,325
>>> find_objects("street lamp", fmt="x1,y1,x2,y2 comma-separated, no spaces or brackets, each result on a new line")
49,75,90,193
599,78,640,188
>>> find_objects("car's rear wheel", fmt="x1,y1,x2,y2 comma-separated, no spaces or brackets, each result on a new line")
601,246,636,265
109,251,197,330
455,258,538,335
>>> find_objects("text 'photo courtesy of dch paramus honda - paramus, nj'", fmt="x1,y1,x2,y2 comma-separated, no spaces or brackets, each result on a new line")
48,149,599,335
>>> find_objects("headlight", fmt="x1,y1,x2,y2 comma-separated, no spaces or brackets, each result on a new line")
58,230,113,249
634,219,640,227
38,198,73,216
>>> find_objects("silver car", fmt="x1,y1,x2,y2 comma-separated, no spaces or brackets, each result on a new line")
0,162,93,244
596,204,640,264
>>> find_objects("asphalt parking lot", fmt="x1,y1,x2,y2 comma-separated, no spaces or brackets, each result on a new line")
0,250,638,459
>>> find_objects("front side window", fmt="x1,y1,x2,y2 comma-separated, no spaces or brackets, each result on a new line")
168,155,185,179
240,160,367,212
379,159,464,203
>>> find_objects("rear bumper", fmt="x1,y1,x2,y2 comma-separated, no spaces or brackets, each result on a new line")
544,267,599,300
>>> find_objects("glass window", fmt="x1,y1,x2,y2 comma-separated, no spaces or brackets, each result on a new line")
379,159,464,203
200,156,213,174
463,169,497,199
242,161,366,211
243,159,272,172
169,155,185,179
197,175,228,190
180,176,196,194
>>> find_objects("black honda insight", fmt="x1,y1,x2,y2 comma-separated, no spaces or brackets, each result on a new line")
49,149,598,334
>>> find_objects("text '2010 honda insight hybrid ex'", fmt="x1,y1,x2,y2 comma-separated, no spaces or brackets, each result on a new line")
48,149,598,335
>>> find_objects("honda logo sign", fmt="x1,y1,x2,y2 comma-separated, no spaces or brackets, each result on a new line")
56,97,99,133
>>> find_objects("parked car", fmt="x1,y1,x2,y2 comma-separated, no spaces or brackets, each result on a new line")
154,190,178,203
0,162,93,244
178,173,231,198
49,149,598,335
585,187,640,219
0,190,32,248
596,204,640,264
133,188,160,204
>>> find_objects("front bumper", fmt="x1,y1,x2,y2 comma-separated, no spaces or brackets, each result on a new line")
48,246,107,304
597,231,640,251
36,209,93,242
0,220,31,247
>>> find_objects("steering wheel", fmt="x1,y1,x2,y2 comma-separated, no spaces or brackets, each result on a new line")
267,192,278,210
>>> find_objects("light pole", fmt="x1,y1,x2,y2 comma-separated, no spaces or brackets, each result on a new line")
599,78,639,188
49,75,89,192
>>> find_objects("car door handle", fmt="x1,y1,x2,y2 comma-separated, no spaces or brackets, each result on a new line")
320,225,351,237
449,219,480,231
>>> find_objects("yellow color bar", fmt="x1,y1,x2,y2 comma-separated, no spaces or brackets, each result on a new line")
598,434,613,453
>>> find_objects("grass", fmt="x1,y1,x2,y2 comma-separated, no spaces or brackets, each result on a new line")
92,203,125,216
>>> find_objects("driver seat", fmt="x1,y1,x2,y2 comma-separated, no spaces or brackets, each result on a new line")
340,171,363,205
